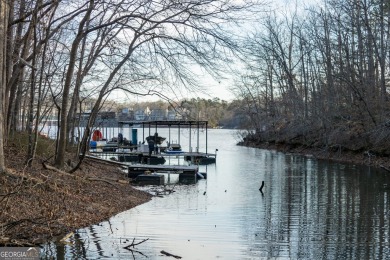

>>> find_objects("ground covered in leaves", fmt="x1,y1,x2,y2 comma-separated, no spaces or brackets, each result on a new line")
0,136,152,246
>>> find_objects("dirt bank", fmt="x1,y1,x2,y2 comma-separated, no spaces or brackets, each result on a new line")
0,146,152,246
238,140,390,171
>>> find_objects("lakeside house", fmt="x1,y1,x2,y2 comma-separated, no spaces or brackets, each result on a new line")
134,107,150,120
73,106,183,127
149,108,166,121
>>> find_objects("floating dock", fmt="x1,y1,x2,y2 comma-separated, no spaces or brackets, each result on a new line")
128,164,200,184
86,155,202,185
87,119,215,185
90,150,216,165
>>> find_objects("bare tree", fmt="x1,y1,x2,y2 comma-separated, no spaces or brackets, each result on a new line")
240,0,390,153
0,0,8,173
54,0,95,169
26,0,58,165
50,0,261,170
3,0,263,170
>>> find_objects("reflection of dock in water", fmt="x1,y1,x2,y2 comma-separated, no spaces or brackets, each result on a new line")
86,155,205,185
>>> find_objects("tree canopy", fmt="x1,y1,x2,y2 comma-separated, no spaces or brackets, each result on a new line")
0,0,263,171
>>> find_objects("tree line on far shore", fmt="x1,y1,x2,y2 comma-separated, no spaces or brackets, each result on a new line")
237,0,390,157
91,97,254,129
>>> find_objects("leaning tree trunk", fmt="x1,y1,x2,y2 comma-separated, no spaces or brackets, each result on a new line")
54,0,94,169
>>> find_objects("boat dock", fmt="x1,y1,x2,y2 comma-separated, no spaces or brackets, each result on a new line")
87,119,214,185
118,119,211,153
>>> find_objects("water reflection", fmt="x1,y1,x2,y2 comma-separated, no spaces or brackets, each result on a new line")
42,129,390,259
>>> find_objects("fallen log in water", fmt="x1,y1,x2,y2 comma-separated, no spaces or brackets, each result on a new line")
161,250,182,259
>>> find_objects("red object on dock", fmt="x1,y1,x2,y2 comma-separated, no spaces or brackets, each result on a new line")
92,130,103,141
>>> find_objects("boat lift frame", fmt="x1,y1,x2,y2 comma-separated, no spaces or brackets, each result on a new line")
118,120,209,154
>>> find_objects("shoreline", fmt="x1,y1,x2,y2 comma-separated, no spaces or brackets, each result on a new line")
238,141,390,171
0,156,152,246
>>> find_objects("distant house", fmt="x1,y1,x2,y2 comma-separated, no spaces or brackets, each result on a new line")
167,109,183,120
76,111,117,121
149,109,166,121
134,107,150,121
98,111,116,120
118,108,134,121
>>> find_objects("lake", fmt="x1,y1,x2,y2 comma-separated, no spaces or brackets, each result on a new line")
42,128,390,259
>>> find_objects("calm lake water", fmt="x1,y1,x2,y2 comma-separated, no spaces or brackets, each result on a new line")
42,129,390,259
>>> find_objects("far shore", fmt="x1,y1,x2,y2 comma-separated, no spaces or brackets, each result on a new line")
239,140,390,172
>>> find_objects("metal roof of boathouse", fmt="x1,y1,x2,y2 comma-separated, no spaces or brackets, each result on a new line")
118,120,208,127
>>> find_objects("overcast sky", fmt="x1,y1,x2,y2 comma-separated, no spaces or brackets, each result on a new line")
107,0,319,104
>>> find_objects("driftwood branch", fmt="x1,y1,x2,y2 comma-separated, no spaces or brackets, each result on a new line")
123,238,149,250
42,162,120,188
161,250,182,259
87,177,118,187
59,232,74,242
380,165,390,172
0,190,20,198
42,162,73,176
0,236,35,247
41,155,55,165
1,217,46,232
0,236,10,244
122,238,149,259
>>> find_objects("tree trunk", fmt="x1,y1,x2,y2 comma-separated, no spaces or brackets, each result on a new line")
6,0,27,135
26,2,39,166
54,0,94,169
0,0,9,173
5,0,14,130
66,31,88,150
379,0,386,121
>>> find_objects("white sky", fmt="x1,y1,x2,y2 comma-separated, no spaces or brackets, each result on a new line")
107,0,319,104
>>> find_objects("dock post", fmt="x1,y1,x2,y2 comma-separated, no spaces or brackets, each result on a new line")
206,121,208,154
189,122,192,154
178,124,181,145
197,121,200,153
